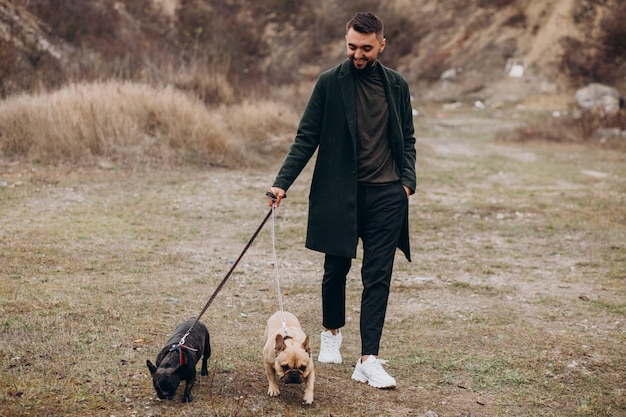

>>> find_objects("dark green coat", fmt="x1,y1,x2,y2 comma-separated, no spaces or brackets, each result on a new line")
273,59,417,259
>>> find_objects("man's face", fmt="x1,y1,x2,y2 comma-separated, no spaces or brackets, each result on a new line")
346,27,386,71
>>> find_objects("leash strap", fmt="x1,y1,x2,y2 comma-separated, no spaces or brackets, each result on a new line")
177,205,274,345
270,203,288,337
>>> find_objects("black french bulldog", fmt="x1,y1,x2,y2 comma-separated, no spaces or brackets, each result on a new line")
146,318,211,402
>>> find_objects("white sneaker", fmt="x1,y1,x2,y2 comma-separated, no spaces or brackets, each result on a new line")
351,356,397,388
317,330,342,363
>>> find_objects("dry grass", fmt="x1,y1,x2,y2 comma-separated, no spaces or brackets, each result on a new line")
1,105,625,416
220,99,301,166
499,108,626,149
0,81,230,166
0,81,299,169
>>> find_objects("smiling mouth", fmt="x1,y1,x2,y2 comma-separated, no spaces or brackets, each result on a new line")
352,60,371,69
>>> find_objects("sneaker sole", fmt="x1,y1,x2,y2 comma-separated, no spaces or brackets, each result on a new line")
369,381,396,389
352,377,396,389
352,370,396,388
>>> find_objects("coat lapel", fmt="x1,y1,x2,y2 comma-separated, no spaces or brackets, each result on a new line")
380,65,402,143
338,61,357,153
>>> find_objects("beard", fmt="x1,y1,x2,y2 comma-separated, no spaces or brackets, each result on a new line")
349,55,377,71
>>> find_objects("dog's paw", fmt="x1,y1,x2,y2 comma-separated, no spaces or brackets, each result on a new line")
267,385,280,397
303,392,314,404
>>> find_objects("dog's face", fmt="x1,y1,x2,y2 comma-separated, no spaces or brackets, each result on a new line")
264,311,315,404
273,334,313,385
146,360,181,400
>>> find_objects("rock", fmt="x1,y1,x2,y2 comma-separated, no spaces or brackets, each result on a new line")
442,100,462,110
505,58,525,77
412,276,435,283
441,68,459,82
575,83,621,115
580,170,608,179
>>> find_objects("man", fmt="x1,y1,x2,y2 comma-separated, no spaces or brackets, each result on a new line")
267,12,416,389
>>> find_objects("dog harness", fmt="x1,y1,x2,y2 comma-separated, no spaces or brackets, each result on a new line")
169,343,198,365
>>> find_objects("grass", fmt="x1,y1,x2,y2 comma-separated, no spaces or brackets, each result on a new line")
0,81,299,169
1,101,625,416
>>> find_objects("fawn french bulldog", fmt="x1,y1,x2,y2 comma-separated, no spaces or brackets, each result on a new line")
263,311,315,404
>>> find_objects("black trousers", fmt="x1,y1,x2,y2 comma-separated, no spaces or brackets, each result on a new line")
322,181,408,356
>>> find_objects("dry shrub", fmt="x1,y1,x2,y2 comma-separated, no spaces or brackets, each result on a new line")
378,2,429,69
168,60,236,106
24,0,168,81
222,100,297,141
477,0,518,7
560,37,602,87
498,109,626,149
0,81,238,167
499,117,583,144
219,99,300,166
0,1,66,97
270,81,316,114
175,0,273,91
561,2,626,87
418,49,452,83
502,6,527,27
601,3,626,59
576,108,626,147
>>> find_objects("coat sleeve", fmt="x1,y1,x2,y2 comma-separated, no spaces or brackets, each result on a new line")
272,79,325,191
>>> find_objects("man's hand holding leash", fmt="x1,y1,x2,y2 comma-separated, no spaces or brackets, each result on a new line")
266,187,287,207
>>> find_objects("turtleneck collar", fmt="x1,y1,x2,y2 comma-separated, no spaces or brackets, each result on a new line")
352,60,379,77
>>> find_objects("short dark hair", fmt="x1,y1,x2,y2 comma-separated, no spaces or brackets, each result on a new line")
346,12,384,40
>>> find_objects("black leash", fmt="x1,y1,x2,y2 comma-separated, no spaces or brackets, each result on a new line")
176,192,283,347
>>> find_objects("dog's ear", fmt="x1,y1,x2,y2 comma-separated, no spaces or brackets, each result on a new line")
302,335,311,356
274,334,286,353
146,359,157,375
